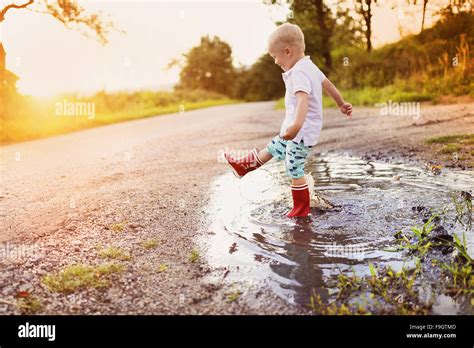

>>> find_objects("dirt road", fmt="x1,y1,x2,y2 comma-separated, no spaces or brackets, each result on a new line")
0,101,472,314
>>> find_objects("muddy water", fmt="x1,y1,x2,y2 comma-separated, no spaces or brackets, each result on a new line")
202,153,473,313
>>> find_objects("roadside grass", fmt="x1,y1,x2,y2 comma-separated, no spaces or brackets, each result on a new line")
310,194,472,314
157,264,168,273
15,296,43,314
426,134,474,145
425,134,474,168
390,198,472,298
1,89,240,145
189,249,200,263
42,263,124,293
310,261,431,315
140,239,159,249
98,247,132,261
108,221,128,233
226,291,242,303
274,85,434,110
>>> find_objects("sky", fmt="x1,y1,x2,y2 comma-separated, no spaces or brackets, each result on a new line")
0,0,439,97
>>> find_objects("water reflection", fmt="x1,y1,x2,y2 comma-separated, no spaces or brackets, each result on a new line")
202,153,473,312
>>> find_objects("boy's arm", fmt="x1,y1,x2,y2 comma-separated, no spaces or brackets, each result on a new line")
281,91,309,140
322,78,353,118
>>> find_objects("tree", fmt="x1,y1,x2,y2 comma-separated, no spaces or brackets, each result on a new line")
0,0,116,44
175,36,236,96
233,54,285,101
249,0,362,99
355,0,378,52
0,0,117,118
409,0,472,33
265,0,336,73
310,0,334,70
421,0,429,31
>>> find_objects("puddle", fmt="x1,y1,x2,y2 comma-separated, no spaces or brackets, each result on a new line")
202,153,473,313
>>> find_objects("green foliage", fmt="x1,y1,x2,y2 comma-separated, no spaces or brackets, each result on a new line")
450,192,472,230
310,261,431,315
425,135,474,169
331,13,474,93
16,296,43,314
98,247,131,261
275,84,434,109
109,221,127,233
273,13,473,104
177,36,235,95
232,54,285,101
189,249,200,263
42,263,124,293
1,89,237,145
140,239,159,249
442,260,473,292
394,214,439,256
226,291,242,303
426,134,474,145
157,264,168,273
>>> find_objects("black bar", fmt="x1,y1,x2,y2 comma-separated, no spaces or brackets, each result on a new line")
0,315,472,347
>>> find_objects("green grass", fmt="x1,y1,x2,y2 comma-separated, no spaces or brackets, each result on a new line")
157,264,168,273
98,247,131,261
140,239,159,249
274,98,285,110
323,86,433,108
274,85,434,110
425,134,474,145
1,89,240,145
425,134,474,167
16,296,43,313
310,261,431,315
42,263,124,293
393,214,439,256
188,249,200,263
328,14,473,96
108,221,128,233
226,291,242,303
313,200,473,314
393,209,473,296
438,144,462,154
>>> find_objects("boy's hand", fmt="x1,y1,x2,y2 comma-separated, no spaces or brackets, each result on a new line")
339,102,353,118
322,79,353,119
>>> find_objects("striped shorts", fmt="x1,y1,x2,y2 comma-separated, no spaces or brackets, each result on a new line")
266,135,312,179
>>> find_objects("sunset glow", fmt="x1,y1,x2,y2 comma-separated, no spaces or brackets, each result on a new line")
2,0,438,97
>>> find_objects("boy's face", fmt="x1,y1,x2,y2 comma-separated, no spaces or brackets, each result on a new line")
268,46,293,72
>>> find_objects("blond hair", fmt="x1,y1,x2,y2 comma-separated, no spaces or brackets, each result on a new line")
268,23,305,54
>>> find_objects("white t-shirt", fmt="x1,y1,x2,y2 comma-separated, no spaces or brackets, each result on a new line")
280,56,326,147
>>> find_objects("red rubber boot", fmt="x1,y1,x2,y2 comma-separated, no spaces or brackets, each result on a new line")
224,148,264,178
286,184,311,217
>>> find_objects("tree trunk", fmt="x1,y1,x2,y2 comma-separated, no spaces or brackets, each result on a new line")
421,0,428,32
365,0,373,52
312,0,333,72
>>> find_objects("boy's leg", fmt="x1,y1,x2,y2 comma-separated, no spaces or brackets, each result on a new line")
224,135,283,178
291,176,306,186
265,135,287,161
257,148,273,163
285,140,311,218
224,148,264,178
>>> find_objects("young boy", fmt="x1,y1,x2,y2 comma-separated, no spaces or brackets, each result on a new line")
225,22,353,218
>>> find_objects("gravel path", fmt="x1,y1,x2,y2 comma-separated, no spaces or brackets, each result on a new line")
0,101,472,314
